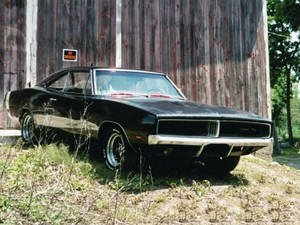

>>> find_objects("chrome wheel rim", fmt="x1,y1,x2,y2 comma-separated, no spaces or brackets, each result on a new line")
22,115,34,141
106,132,125,168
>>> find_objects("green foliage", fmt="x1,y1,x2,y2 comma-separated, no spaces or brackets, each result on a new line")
276,98,300,140
108,172,154,193
278,147,299,156
268,0,300,144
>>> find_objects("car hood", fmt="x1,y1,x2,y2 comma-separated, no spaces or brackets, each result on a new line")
119,98,271,123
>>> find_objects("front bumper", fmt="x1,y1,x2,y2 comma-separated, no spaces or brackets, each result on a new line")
148,135,272,146
148,135,273,157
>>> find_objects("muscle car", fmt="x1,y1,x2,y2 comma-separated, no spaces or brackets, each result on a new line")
5,67,273,172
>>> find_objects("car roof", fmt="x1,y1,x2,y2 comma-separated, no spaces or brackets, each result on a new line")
58,66,165,75
37,67,165,86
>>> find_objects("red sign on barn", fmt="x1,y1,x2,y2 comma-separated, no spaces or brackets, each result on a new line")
62,49,78,62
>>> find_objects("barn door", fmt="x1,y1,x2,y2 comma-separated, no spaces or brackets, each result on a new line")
0,72,23,128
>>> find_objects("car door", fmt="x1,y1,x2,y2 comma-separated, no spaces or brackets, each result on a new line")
33,71,70,128
62,70,93,135
37,70,91,136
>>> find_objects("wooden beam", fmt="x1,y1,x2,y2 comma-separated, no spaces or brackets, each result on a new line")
25,0,38,87
116,0,122,67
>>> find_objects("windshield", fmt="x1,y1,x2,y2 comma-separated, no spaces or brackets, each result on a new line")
94,70,184,98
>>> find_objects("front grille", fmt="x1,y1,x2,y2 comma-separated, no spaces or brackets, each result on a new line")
157,119,271,138
220,121,270,138
157,120,209,136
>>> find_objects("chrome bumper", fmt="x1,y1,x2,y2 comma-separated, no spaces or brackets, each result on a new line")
148,135,272,147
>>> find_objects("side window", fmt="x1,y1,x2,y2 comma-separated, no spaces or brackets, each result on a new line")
47,71,90,94
48,72,69,91
73,72,89,89
64,71,90,94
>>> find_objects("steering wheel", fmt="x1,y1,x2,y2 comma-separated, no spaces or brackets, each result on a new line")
147,88,162,94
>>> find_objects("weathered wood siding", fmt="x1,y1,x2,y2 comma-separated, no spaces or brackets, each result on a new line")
0,1,26,128
121,0,269,118
0,0,270,128
36,0,116,81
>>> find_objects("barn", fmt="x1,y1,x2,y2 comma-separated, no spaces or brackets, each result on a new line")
0,0,271,133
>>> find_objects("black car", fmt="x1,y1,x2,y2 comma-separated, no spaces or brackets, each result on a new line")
5,67,272,172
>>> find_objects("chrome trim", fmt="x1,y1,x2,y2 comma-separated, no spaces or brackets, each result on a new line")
148,135,272,147
89,69,95,95
195,144,208,157
91,69,96,95
34,114,99,137
158,119,219,122
208,120,219,137
227,145,235,157
216,120,220,137
94,68,164,75
165,76,186,99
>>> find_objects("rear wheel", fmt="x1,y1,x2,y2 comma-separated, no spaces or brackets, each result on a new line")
102,128,137,170
21,112,38,145
202,156,240,173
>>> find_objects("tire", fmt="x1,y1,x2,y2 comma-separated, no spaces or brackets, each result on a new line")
102,128,136,171
202,156,240,173
21,112,38,145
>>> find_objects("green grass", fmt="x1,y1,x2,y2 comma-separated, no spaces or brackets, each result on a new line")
0,144,98,224
277,147,299,156
0,143,299,224
272,147,300,170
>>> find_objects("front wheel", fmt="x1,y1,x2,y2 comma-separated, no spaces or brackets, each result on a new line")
102,128,136,170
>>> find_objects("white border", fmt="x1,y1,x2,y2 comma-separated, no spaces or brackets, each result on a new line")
62,49,78,62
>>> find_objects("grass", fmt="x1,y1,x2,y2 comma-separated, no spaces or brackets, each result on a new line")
0,142,299,224
277,147,300,156
273,147,300,170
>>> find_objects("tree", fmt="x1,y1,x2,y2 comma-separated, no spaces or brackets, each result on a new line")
268,0,300,145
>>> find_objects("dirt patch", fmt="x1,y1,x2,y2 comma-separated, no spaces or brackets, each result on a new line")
0,146,299,224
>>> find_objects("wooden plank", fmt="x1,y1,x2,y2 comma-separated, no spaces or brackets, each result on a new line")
0,1,5,120
109,0,116,67
143,0,151,70
208,0,216,106
153,0,161,72
132,0,140,69
174,0,181,88
36,0,116,79
121,0,130,67
0,1,26,128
